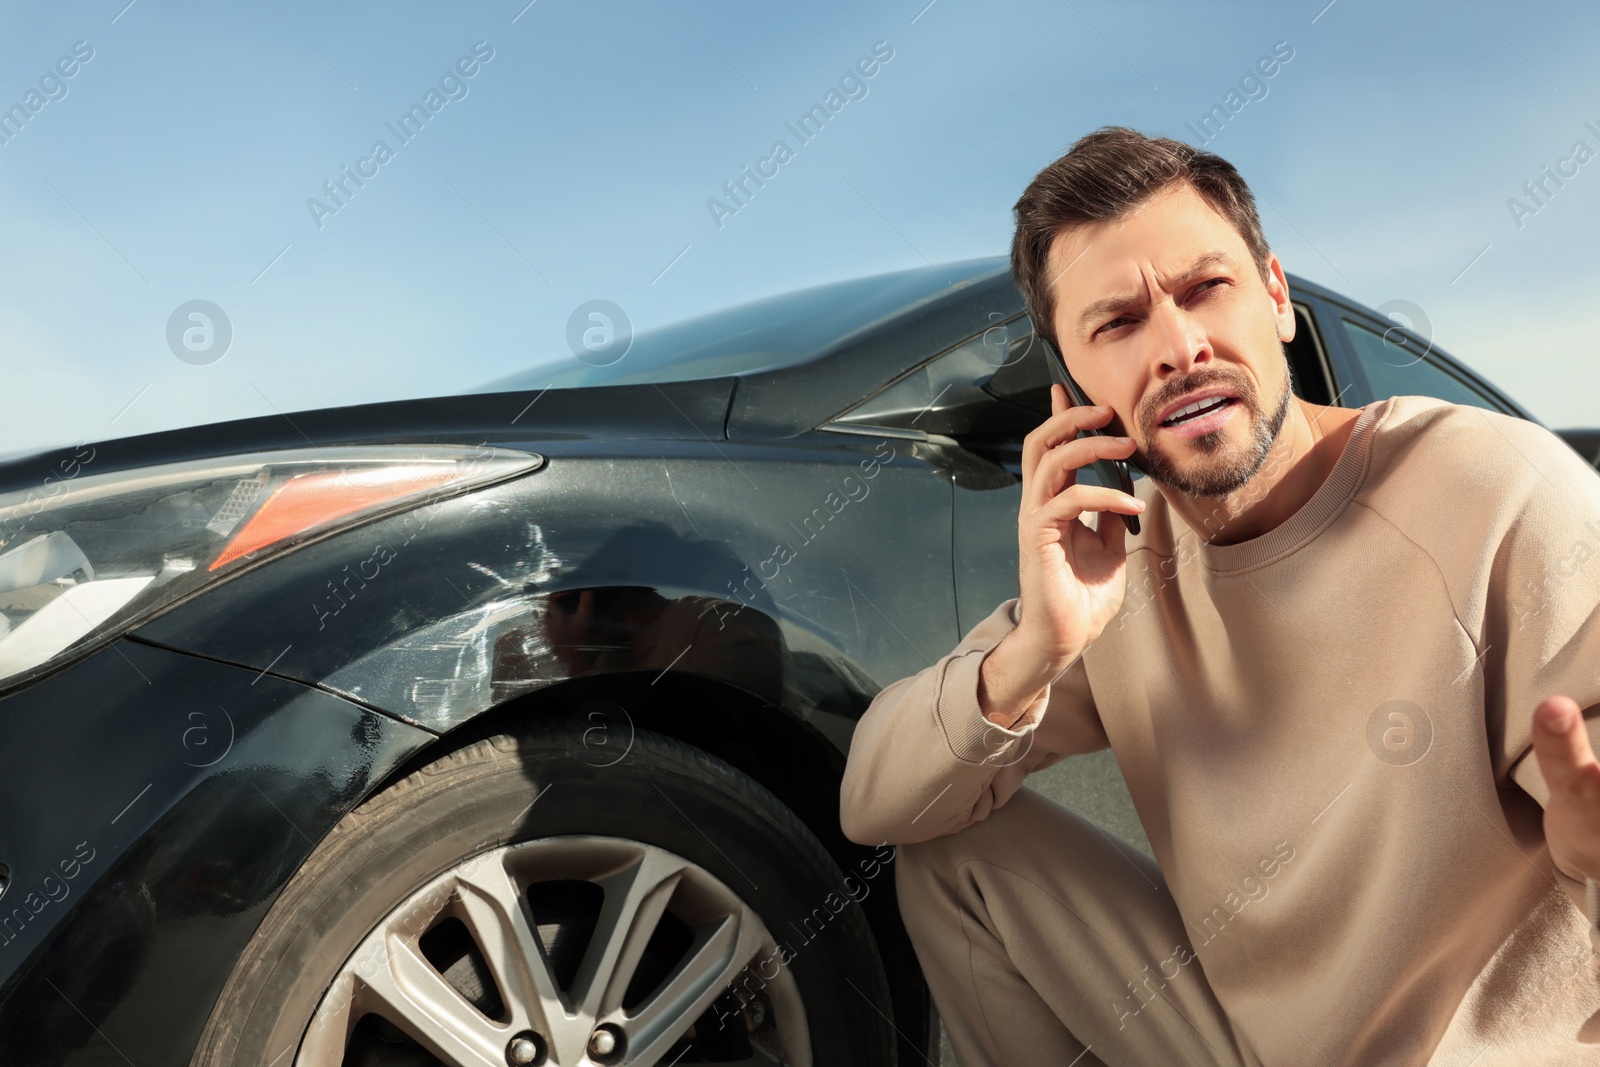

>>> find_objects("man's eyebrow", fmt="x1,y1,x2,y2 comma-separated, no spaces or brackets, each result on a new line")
1072,251,1238,335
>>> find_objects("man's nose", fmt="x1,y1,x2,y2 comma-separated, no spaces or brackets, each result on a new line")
1146,300,1211,379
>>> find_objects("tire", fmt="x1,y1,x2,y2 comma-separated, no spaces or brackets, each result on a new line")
191,717,896,1066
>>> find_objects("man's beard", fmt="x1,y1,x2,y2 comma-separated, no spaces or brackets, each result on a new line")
1126,366,1292,498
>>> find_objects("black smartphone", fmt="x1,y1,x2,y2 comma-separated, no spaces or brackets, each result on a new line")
1040,336,1140,535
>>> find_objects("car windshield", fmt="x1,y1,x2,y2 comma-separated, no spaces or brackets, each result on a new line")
470,259,1005,392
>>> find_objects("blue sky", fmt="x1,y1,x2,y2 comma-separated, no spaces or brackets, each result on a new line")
2,0,1597,457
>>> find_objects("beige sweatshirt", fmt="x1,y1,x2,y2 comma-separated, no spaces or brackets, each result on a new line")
839,395,1600,1064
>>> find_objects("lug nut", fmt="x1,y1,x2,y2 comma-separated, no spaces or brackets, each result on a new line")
506,1031,545,1066
588,1024,624,1060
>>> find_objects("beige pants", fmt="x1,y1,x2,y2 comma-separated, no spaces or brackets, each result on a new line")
895,786,1265,1067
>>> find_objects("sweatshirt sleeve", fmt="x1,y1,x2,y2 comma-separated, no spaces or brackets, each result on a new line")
838,596,1109,846
1474,420,1600,806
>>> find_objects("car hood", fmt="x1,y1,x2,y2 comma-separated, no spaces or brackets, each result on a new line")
0,377,738,493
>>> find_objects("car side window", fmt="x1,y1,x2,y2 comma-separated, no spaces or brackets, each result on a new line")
1340,319,1504,413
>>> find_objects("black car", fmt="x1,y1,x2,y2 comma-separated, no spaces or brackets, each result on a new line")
0,256,1587,1066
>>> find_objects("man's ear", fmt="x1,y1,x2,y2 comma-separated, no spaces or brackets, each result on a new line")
1264,252,1295,342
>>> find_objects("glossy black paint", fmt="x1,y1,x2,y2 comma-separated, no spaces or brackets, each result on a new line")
129,428,960,1065
727,264,1027,439
0,377,736,495
0,256,1581,1065
0,639,431,1066
134,433,955,741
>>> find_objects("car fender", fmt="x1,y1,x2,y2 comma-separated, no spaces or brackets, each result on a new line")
133,437,958,755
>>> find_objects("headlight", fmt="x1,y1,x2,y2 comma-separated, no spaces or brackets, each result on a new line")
0,444,541,690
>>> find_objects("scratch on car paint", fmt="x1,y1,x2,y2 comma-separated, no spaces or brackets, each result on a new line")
843,566,859,641
660,457,705,538
467,561,515,587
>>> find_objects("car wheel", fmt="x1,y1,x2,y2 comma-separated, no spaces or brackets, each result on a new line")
191,721,896,1065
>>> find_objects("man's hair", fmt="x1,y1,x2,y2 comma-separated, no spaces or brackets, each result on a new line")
1010,125,1272,349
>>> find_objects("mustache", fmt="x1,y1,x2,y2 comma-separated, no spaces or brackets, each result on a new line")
1142,370,1256,429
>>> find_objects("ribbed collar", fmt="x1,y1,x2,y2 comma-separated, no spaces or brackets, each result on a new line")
1194,397,1390,574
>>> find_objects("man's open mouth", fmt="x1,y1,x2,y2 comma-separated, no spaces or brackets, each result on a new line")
1161,395,1238,427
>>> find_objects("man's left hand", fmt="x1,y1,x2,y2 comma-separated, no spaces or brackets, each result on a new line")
1532,695,1600,883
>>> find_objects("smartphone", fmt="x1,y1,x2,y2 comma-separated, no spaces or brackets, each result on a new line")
1040,336,1140,535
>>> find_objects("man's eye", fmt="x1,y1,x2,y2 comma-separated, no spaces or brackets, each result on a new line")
1094,280,1226,337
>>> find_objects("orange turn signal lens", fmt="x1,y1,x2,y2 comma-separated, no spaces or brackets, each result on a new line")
209,465,459,571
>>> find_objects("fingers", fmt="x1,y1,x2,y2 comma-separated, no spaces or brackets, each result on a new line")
1026,435,1139,511
1025,386,1141,553
1022,402,1118,482
1031,399,1116,445
1098,496,1132,553
1533,695,1600,799
1032,482,1147,528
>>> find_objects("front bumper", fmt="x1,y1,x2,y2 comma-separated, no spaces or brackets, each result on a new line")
0,638,433,1066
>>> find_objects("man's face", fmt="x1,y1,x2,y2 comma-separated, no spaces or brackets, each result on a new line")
1046,181,1295,498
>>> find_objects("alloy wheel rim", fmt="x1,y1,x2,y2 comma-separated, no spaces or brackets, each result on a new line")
297,835,811,1066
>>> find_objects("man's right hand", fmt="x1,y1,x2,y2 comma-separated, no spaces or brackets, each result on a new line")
978,383,1144,726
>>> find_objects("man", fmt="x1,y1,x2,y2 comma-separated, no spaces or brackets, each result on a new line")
838,126,1600,1065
